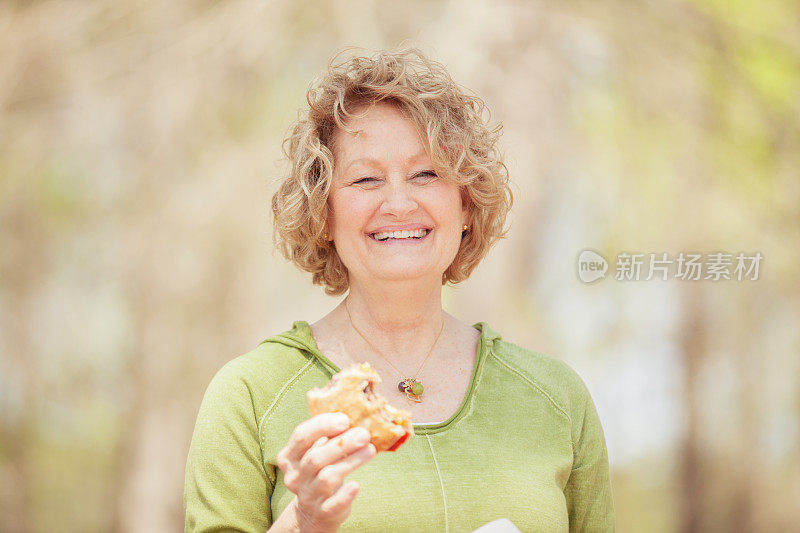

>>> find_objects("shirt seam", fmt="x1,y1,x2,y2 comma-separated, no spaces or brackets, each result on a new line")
258,359,315,485
412,336,491,435
244,378,275,493
489,351,572,424
425,434,449,533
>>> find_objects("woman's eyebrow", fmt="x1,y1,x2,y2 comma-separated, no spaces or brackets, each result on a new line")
345,151,430,172
345,158,381,171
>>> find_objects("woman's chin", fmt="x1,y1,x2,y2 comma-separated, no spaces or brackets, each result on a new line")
356,264,444,284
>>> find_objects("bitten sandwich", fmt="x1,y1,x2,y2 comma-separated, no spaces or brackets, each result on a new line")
307,362,414,452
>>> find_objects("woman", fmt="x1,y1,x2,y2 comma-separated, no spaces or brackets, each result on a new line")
184,48,614,532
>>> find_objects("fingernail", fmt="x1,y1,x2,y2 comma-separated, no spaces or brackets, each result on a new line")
352,428,370,445
333,413,350,429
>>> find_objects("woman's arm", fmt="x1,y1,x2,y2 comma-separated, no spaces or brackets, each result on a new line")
564,378,615,532
184,363,273,532
266,500,301,532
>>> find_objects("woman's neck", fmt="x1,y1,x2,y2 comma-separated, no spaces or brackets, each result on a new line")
346,280,443,331
336,278,449,362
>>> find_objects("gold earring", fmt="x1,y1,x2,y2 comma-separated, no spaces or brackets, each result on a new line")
324,233,329,240
462,224,468,231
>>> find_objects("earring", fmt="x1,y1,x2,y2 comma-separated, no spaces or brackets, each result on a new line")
462,224,469,231
323,233,329,240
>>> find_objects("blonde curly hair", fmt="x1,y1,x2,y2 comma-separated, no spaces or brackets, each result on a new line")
271,47,512,296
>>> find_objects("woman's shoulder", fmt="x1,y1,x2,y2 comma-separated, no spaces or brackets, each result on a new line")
201,321,322,411
482,326,596,421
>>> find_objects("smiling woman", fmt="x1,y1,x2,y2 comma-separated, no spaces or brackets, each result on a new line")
271,48,511,297
184,48,615,533
326,102,467,284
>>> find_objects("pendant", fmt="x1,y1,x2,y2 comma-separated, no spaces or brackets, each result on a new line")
398,378,424,403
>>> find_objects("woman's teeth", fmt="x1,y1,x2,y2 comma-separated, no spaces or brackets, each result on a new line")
371,229,429,241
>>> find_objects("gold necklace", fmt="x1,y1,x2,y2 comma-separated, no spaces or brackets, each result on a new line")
344,299,444,403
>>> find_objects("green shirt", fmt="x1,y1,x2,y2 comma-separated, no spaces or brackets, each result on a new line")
184,321,614,532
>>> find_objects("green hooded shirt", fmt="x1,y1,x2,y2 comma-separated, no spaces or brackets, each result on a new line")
184,321,614,532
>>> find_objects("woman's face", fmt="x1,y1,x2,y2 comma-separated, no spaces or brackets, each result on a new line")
326,102,468,287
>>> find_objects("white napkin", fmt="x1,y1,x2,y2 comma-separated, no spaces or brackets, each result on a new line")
470,518,522,533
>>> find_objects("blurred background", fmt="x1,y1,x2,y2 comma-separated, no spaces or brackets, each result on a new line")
1,0,798,531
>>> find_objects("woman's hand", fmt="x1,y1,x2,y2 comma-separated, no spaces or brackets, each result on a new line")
275,412,376,533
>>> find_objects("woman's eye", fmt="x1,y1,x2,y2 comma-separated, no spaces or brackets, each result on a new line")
352,177,379,185
414,171,438,183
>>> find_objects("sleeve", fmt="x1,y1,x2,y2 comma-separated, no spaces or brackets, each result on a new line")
564,377,615,532
184,362,274,533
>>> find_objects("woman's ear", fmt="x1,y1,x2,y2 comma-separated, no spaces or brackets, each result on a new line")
324,203,335,241
460,189,472,227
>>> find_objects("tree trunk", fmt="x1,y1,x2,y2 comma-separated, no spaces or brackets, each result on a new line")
678,284,706,533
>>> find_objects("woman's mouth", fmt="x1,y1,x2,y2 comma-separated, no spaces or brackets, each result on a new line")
369,228,430,242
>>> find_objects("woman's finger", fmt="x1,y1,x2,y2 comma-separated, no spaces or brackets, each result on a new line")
282,412,351,463
319,481,360,517
308,443,376,496
310,436,329,449
299,427,370,475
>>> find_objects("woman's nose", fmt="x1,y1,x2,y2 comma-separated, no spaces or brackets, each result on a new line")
380,180,418,217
